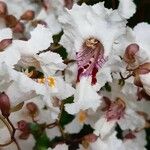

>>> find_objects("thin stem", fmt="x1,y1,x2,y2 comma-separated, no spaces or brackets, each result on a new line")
0,114,13,147
57,102,66,139
6,117,21,150
119,72,133,80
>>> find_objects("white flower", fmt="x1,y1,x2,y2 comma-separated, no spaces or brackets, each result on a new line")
0,63,46,106
59,2,127,59
65,77,101,114
58,1,135,86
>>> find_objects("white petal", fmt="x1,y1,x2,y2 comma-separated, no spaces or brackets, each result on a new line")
118,0,136,19
53,76,75,100
118,109,145,130
0,28,12,41
35,52,66,75
15,25,53,56
94,117,116,139
133,23,150,58
90,132,124,150
65,77,101,114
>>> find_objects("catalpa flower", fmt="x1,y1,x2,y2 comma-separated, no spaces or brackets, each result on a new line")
59,0,136,84
114,23,150,95
94,81,145,139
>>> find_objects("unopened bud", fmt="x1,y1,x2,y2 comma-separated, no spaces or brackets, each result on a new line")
5,15,18,28
0,39,12,52
133,63,150,87
20,10,35,21
13,22,25,33
138,63,150,74
0,92,10,117
26,102,38,116
17,120,29,132
64,0,74,9
134,74,143,87
123,43,139,64
0,1,7,16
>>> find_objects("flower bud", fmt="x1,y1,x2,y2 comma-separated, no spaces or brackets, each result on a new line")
13,22,25,33
5,15,18,28
0,39,12,52
123,43,139,64
0,1,7,16
64,0,74,9
133,63,150,87
26,102,38,116
17,120,29,132
20,10,35,21
17,120,30,139
0,92,10,117
138,63,150,74
134,74,143,87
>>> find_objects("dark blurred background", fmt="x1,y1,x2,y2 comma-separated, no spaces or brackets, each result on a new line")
77,0,150,28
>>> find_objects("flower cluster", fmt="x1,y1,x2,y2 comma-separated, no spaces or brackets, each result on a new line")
0,0,149,150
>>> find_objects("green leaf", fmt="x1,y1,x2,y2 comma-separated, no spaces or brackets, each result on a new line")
34,133,50,150
59,96,75,128
29,123,50,150
63,96,74,104
59,110,75,128
52,30,63,44
104,82,111,92
53,46,68,60
78,124,94,137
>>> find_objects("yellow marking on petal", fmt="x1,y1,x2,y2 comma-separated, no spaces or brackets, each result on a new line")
47,77,55,88
37,77,55,88
78,111,87,124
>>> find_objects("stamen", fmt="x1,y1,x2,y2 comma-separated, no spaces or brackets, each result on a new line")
37,77,55,88
76,38,106,85
106,98,126,121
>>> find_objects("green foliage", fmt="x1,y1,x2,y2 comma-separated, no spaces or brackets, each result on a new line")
59,96,75,128
52,30,68,60
29,123,50,150
104,82,112,92
53,46,68,60
52,31,64,44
